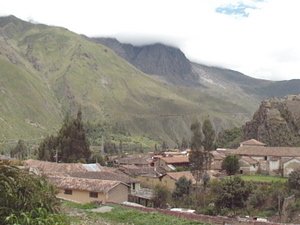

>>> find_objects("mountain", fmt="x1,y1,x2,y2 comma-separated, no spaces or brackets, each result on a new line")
243,95,300,146
0,16,251,145
94,37,300,99
0,16,299,146
90,37,198,86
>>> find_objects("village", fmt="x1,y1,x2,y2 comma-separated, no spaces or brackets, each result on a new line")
1,138,298,211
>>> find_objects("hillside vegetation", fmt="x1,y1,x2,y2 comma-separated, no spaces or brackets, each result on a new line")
0,16,253,145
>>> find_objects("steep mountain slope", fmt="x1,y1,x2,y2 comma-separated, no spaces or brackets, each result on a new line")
243,95,300,146
0,16,251,144
95,38,300,100
90,38,198,85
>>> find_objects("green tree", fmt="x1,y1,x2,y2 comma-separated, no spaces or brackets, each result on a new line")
152,185,170,208
288,170,300,191
189,121,204,182
212,176,253,214
37,135,58,161
202,119,215,151
181,137,189,150
172,176,192,200
0,161,68,224
10,140,27,160
38,109,91,163
222,155,240,175
216,127,242,148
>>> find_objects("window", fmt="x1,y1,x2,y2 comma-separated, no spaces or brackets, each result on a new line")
264,156,267,160
64,189,72,195
89,192,98,198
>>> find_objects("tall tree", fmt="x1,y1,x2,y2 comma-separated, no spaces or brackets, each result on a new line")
202,119,215,151
189,121,204,182
37,109,91,163
57,109,91,163
202,119,215,170
10,140,27,160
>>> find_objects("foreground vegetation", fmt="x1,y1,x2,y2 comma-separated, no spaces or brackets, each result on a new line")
64,202,207,225
0,161,68,225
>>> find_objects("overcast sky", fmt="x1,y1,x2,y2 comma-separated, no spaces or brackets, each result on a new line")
1,0,299,81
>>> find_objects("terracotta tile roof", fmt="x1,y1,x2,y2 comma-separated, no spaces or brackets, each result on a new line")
24,159,103,174
69,171,137,184
240,156,258,165
116,156,150,166
47,176,127,193
240,139,266,146
165,171,196,184
211,151,226,160
234,146,300,157
118,165,162,177
160,156,189,164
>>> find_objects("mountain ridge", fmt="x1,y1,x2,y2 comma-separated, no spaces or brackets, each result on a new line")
0,15,300,146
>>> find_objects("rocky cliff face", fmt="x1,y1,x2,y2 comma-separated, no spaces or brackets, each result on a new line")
243,95,300,146
91,38,197,85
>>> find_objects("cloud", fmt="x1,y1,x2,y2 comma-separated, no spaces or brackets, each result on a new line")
0,0,299,81
216,2,257,17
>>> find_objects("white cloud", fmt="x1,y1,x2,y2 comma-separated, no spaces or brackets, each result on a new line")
0,0,299,80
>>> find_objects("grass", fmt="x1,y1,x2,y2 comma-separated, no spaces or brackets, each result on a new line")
240,174,287,183
63,202,209,225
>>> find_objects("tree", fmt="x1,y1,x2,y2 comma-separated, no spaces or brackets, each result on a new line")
172,176,192,200
57,109,91,162
189,121,204,182
38,109,91,163
222,155,240,175
161,141,168,151
10,140,27,160
212,176,253,214
216,127,242,149
202,119,215,151
288,170,300,191
152,185,170,208
181,137,189,150
0,161,68,224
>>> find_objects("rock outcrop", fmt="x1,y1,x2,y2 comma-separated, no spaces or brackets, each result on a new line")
243,95,300,146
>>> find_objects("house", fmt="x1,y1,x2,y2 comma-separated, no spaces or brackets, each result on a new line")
69,171,140,192
48,176,129,204
232,141,300,177
129,188,154,207
114,155,151,167
154,156,190,171
239,156,259,175
24,159,106,175
118,164,165,188
160,171,196,191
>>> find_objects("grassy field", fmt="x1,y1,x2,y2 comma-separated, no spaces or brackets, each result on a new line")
64,202,208,225
240,174,287,183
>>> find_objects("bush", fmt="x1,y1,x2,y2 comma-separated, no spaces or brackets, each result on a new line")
0,161,69,225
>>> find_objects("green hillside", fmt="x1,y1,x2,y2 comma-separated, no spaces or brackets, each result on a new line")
0,16,254,145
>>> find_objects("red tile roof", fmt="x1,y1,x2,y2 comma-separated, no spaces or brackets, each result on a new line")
165,171,196,184
240,139,266,146
47,176,127,193
160,156,189,164
234,146,300,157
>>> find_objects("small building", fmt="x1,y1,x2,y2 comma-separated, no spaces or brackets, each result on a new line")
239,139,266,147
233,141,300,177
161,171,196,191
48,176,129,204
154,156,190,171
69,171,140,192
239,156,259,175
